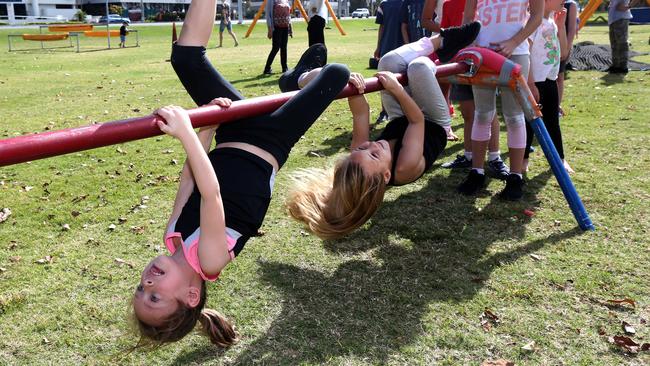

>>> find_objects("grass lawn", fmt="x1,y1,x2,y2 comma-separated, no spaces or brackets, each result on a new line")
1,18,649,365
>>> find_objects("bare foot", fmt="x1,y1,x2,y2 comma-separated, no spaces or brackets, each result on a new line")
446,129,459,141
563,160,575,174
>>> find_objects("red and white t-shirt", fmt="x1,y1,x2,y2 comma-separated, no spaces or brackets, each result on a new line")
474,0,530,55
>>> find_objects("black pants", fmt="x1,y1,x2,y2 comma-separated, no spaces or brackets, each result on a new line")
170,43,350,167
525,78,564,159
307,15,325,46
265,27,289,72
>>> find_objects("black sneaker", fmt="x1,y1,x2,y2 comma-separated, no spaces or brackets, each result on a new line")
442,154,472,169
263,68,273,75
279,43,328,92
457,169,486,196
437,21,481,63
375,110,388,124
498,174,524,201
486,158,510,180
607,66,629,74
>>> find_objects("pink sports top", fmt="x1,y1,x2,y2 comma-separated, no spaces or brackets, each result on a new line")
164,225,241,282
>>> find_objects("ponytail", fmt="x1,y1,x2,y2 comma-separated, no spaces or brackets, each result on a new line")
199,309,240,347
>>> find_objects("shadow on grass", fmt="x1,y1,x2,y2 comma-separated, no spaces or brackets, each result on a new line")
174,168,584,364
229,75,279,89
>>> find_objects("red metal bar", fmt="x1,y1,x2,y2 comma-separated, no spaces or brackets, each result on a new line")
0,63,469,167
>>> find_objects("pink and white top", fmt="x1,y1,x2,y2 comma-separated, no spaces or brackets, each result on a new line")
529,17,560,82
165,224,241,282
474,0,531,55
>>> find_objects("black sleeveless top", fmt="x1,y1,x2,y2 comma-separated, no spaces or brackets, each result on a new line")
375,117,447,186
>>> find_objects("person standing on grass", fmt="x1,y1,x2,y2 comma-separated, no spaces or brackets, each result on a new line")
263,0,293,74
557,0,577,115
457,0,543,201
131,0,351,347
439,0,509,181
401,0,432,44
218,1,239,48
374,0,405,124
307,0,327,46
524,0,573,174
119,21,129,48
607,0,632,74
287,23,481,239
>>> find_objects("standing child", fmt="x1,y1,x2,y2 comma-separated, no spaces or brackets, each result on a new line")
218,1,239,47
401,0,432,44
307,0,327,46
607,0,632,74
457,0,543,201
264,0,292,74
524,0,572,173
557,0,577,115
374,0,405,123
119,21,129,48
439,0,509,180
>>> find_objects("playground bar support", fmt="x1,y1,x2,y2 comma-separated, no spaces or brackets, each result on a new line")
0,62,468,168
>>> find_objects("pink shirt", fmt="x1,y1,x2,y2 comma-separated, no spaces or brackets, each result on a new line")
164,230,238,282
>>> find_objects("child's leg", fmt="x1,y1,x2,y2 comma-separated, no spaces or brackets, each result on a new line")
265,30,281,71
171,0,244,105
405,57,451,129
470,85,497,172
279,28,288,71
219,31,223,46
498,54,530,175
177,0,218,47
537,79,564,159
267,64,350,166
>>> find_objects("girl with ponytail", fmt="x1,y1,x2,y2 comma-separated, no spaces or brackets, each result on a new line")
132,0,350,347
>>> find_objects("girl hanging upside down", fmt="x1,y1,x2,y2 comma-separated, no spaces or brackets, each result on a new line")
285,22,481,239
131,0,351,348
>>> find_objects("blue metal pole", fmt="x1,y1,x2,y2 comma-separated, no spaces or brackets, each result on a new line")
529,116,595,230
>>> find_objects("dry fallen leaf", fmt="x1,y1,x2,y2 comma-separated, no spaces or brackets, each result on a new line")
108,224,116,231
609,335,643,353
481,360,514,366
622,321,636,334
480,308,500,331
9,256,21,263
529,254,543,261
0,208,11,223
607,298,636,308
35,255,53,264
114,258,134,269
521,341,535,352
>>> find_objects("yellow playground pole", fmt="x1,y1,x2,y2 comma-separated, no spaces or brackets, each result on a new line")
325,0,346,36
245,0,268,38
578,0,603,29
291,0,310,24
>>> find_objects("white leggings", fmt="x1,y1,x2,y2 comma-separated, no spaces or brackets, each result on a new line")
377,37,451,130
471,54,530,149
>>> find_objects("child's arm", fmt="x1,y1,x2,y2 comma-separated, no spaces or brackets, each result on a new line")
348,73,371,149
401,22,410,45
490,0,543,57
565,2,578,54
377,72,425,182
266,0,274,38
375,24,384,59
463,0,477,25
422,0,442,33
555,9,569,61
156,106,230,276
526,38,539,102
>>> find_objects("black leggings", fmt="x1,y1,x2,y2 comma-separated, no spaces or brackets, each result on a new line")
170,43,350,167
525,78,564,159
265,27,289,71
307,15,326,46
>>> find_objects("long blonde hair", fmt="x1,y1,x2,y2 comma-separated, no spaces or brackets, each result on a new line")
287,158,387,239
